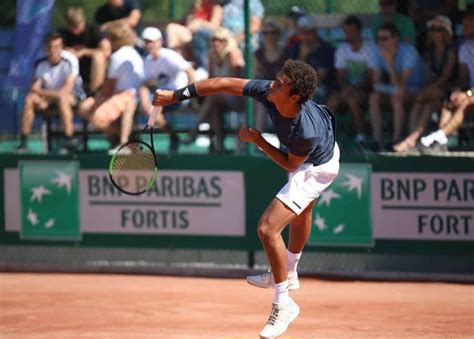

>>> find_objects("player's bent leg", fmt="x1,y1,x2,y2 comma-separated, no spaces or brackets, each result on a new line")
256,198,296,284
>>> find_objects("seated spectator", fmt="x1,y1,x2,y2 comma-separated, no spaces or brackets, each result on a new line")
79,24,143,154
184,27,244,152
253,20,289,132
418,12,474,152
221,0,265,52
289,15,335,103
285,6,306,49
394,15,457,152
166,0,223,72
368,23,424,151
138,27,196,154
59,6,111,96
326,15,375,149
95,0,141,32
419,90,474,152
16,32,82,154
372,0,416,44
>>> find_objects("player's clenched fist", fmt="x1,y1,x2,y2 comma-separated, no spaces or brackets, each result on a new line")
152,89,175,106
239,127,262,144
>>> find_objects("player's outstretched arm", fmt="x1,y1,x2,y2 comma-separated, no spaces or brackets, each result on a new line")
152,77,250,106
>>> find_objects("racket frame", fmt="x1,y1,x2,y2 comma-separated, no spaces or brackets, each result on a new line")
108,122,159,195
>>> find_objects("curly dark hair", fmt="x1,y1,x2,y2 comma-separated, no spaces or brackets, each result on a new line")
281,59,319,104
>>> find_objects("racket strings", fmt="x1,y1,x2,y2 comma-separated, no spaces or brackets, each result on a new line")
109,141,157,194
112,142,155,171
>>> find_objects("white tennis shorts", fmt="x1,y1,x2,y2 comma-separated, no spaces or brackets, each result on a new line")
276,143,340,215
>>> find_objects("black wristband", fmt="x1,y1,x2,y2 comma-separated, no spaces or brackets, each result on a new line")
174,84,199,101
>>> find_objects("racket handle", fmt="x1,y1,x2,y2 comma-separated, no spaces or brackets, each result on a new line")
147,106,160,126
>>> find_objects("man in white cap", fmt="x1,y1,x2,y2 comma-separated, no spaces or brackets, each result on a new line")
139,26,196,153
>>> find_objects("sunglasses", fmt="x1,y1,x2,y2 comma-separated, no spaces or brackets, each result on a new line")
377,35,392,41
379,2,394,7
262,30,279,35
212,37,225,42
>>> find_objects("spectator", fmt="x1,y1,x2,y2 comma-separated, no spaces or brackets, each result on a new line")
59,6,111,96
285,5,306,49
289,15,335,103
253,20,289,132
394,15,457,152
138,27,196,154
372,0,416,44
184,27,244,152
95,0,141,32
418,12,474,152
220,0,265,51
79,24,143,154
369,23,424,150
326,15,375,149
16,33,82,154
166,0,223,72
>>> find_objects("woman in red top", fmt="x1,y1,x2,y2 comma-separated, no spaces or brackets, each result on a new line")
166,0,223,70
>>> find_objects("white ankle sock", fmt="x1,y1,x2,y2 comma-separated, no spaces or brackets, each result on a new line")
274,280,290,305
433,130,448,145
421,129,447,147
287,250,302,275
421,133,435,147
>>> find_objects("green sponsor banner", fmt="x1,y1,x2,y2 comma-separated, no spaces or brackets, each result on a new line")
309,163,373,247
20,161,80,240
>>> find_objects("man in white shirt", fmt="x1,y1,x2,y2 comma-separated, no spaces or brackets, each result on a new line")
326,15,375,150
79,23,143,153
138,27,195,153
16,32,81,153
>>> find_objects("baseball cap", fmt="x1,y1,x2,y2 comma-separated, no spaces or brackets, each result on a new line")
288,6,306,19
141,27,162,41
427,15,453,36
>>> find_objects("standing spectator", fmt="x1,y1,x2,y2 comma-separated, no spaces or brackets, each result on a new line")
16,33,81,153
184,27,244,152
253,20,289,132
138,27,196,154
289,15,335,103
59,6,111,96
79,24,143,154
394,15,457,152
221,0,265,51
369,23,424,150
285,6,306,49
95,0,141,32
372,0,416,44
418,12,474,152
166,0,223,72
326,15,375,149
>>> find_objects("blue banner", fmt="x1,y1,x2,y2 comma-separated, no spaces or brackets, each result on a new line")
8,0,55,89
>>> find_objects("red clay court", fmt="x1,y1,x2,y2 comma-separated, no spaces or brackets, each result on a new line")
1,273,473,338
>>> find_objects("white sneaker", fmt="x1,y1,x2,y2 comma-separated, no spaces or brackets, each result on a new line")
247,270,300,291
259,297,300,339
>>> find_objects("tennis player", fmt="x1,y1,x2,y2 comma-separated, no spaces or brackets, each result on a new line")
153,59,339,338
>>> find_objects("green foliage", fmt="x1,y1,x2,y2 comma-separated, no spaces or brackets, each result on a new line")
261,0,379,16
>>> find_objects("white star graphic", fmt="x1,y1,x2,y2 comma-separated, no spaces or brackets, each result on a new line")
314,213,328,231
333,224,346,234
51,171,72,194
27,208,39,226
44,218,55,229
30,185,52,202
319,189,341,207
341,173,364,199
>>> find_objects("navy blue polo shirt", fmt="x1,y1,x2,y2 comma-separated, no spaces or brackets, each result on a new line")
243,80,336,166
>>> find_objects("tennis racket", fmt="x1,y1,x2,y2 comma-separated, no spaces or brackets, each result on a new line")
108,106,160,195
